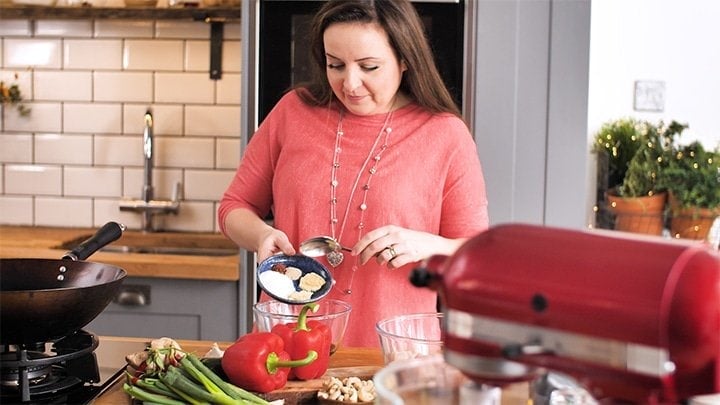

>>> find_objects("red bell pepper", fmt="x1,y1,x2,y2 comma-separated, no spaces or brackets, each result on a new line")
271,303,332,380
221,332,317,393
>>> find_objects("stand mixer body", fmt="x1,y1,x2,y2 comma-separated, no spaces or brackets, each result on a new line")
413,224,720,403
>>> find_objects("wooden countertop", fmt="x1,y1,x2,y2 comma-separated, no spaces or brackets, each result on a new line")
95,337,530,404
0,226,239,281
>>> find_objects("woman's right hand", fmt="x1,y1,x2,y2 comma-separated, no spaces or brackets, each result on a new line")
256,228,296,262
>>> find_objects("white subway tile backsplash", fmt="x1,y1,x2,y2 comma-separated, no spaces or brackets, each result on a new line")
64,103,122,134
185,105,240,137
95,135,143,166
0,18,241,232
94,198,141,229
216,138,240,169
64,166,122,197
0,196,34,225
186,40,240,73
64,39,123,70
123,104,184,135
0,20,31,37
156,137,214,168
122,167,182,199
184,169,234,201
35,20,93,38
4,39,62,68
36,134,93,165
224,23,241,41
95,20,154,38
5,164,62,195
35,71,92,101
156,21,208,39
94,71,153,102
223,41,241,73
4,102,62,133
124,40,184,71
216,73,241,104
155,72,214,103
35,196,93,227
0,134,32,163
161,200,216,232
185,40,209,72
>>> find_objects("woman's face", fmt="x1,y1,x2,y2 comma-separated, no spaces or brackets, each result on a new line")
323,22,407,116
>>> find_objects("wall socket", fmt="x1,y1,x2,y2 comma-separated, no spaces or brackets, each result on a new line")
634,80,666,112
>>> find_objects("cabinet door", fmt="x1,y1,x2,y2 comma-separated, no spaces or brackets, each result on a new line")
86,277,240,341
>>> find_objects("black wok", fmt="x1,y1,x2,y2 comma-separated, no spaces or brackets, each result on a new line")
1,222,126,345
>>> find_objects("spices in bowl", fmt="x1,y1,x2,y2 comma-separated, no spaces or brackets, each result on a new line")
257,254,333,304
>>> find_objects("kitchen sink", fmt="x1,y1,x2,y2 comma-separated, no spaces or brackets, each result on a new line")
58,231,238,257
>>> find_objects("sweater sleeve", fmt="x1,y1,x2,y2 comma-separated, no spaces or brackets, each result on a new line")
217,94,294,235
439,118,490,238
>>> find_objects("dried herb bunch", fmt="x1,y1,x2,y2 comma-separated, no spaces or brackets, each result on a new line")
1,76,31,116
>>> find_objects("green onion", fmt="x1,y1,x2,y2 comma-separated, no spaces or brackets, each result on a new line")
184,353,270,404
123,382,186,405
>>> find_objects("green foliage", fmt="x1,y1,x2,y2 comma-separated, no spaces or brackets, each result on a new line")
617,120,687,198
659,141,720,209
592,117,644,189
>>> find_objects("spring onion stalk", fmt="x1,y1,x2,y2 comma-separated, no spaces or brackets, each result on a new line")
135,378,182,399
165,383,209,405
184,353,270,404
123,383,187,405
180,354,224,395
161,366,239,405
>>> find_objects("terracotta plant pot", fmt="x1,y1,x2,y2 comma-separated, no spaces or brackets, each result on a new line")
668,193,720,240
606,191,667,235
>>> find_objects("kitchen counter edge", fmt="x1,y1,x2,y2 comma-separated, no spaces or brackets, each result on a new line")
0,225,239,281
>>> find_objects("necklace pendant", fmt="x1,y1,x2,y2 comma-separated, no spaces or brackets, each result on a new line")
327,250,344,267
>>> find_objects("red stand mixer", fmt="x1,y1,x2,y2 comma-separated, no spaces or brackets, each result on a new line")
411,224,720,403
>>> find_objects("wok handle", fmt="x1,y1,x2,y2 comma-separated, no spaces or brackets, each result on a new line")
62,221,126,261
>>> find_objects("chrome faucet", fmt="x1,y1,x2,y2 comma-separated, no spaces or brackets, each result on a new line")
142,110,154,206
119,108,181,232
141,109,156,230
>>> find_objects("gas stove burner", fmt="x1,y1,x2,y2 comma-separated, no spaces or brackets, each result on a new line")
0,330,103,403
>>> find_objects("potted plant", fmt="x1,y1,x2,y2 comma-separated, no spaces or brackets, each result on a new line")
659,140,720,240
600,120,685,235
592,117,645,229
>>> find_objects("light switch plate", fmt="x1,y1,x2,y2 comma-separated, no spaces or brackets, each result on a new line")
634,80,666,112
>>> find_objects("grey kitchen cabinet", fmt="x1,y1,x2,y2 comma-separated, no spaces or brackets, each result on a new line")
86,276,241,342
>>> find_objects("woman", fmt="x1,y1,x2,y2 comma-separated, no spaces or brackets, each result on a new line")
219,0,489,347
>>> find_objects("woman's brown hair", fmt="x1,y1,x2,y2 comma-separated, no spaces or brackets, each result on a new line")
297,0,461,117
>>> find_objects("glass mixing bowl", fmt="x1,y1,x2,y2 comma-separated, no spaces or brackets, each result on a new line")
375,312,444,364
253,299,351,355
373,354,502,405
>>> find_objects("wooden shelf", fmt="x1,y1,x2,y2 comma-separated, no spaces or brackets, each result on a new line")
0,5,240,21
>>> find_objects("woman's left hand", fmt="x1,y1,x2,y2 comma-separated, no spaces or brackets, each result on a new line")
351,225,466,269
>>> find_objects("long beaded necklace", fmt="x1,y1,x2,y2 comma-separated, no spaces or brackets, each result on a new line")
328,106,394,294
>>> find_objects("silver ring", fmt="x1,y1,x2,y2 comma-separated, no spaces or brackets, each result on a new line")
385,245,397,259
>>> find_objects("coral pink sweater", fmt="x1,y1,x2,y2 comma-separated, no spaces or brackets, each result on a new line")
219,91,489,347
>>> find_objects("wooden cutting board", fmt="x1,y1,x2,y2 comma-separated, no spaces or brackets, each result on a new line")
262,366,380,404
